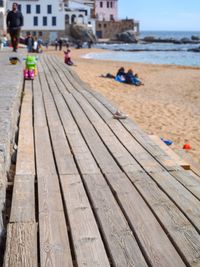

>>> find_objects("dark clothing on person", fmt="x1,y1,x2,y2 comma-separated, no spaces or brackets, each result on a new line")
58,39,63,51
7,9,23,51
25,35,34,52
116,69,126,78
7,10,23,29
125,72,142,86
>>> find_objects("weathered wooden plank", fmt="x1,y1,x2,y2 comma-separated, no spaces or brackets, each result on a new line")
42,55,187,267
41,57,138,266
40,58,148,266
53,57,182,174
61,76,200,265
81,173,149,267
35,134,73,267
48,56,174,175
105,172,186,267
15,80,35,176
10,175,35,222
34,74,73,267
45,55,200,266
149,135,190,170
128,171,200,267
175,148,200,177
4,222,37,267
170,170,200,200
37,60,112,267
33,76,47,128
60,174,112,267
151,171,200,231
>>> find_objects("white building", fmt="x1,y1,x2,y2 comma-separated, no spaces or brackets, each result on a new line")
7,0,66,40
0,0,7,32
6,0,95,40
65,1,95,32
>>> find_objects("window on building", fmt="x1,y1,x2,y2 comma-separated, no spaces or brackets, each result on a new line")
111,2,113,8
100,2,103,8
36,5,40,14
110,14,114,21
65,14,70,24
98,23,102,28
104,24,107,28
52,16,56,26
32,31,36,36
47,5,52,14
71,14,76,24
107,1,109,8
26,4,31,14
18,4,21,11
39,32,43,37
0,1,3,7
33,16,38,26
43,16,47,26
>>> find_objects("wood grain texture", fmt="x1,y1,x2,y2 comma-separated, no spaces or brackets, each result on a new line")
149,135,190,170
151,171,200,232
34,72,73,267
128,171,200,266
41,57,148,266
82,174,148,267
4,222,37,267
52,55,200,266
10,175,35,222
60,174,111,267
43,55,186,267
170,170,200,200
175,148,200,177
15,80,35,176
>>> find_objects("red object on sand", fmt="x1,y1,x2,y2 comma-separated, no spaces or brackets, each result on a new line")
183,143,191,150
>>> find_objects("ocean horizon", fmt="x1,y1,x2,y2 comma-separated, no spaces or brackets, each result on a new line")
84,31,200,67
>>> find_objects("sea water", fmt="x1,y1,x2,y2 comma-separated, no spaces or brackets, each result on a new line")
84,31,200,67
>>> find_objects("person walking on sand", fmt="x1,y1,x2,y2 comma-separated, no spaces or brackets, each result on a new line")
6,2,23,52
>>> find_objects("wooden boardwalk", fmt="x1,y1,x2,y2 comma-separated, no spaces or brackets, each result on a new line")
3,54,200,267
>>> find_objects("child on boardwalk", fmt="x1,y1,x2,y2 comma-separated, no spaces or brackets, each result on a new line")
64,49,73,65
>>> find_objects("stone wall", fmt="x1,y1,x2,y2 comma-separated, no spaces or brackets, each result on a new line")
96,19,137,39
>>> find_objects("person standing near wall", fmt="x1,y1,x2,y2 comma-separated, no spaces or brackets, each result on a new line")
6,2,23,52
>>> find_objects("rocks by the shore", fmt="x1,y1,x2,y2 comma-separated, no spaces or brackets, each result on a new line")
191,35,200,41
188,46,200,52
141,35,200,44
116,30,138,43
70,24,97,42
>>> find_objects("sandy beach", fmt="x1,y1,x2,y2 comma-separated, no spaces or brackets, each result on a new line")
46,47,200,164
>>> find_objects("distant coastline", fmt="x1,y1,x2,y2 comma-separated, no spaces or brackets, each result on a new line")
87,31,200,67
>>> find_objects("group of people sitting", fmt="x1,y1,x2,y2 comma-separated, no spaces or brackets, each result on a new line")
116,67,143,85
103,67,144,86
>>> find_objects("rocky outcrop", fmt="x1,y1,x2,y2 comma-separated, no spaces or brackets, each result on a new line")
116,30,138,43
191,35,200,41
70,24,96,42
141,36,200,44
188,46,200,52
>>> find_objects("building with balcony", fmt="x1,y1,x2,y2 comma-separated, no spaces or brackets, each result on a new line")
95,0,118,21
7,0,66,40
6,0,95,41
94,0,139,39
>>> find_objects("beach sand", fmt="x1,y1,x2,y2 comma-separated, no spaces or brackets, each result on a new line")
46,47,200,164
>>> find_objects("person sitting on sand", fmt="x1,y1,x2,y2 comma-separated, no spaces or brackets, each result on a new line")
115,67,126,82
64,49,73,65
125,69,143,86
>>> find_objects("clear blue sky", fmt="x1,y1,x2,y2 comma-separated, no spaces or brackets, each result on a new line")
118,0,200,31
